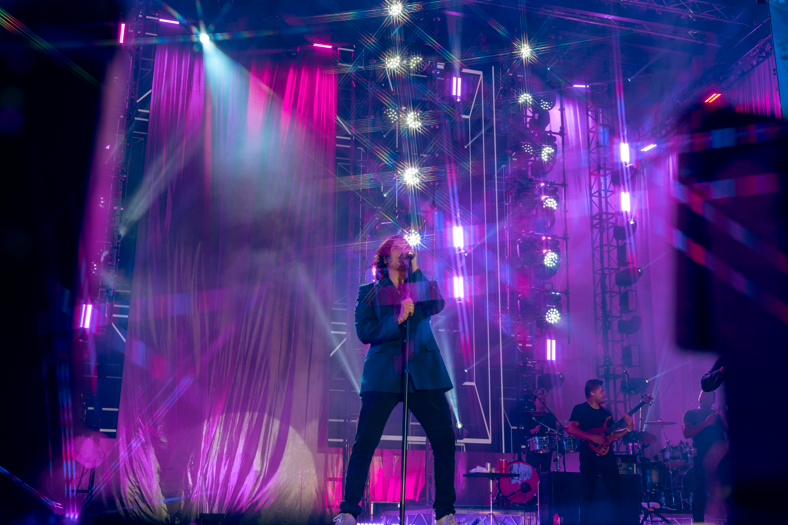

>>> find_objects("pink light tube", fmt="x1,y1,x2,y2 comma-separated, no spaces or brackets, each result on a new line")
313,43,332,49
119,23,125,44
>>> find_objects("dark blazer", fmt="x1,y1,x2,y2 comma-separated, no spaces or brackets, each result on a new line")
355,269,454,395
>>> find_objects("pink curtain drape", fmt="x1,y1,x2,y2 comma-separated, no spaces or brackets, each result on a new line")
96,44,338,523
728,53,781,119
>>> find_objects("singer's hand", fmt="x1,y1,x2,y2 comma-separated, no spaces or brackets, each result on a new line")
398,298,415,324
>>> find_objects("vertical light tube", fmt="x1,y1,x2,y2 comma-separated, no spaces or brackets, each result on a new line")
119,23,125,44
620,191,631,213
452,225,464,249
620,142,630,164
453,276,464,299
84,304,93,330
457,77,462,99
452,77,457,96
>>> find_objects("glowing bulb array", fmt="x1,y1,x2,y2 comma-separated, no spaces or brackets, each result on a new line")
518,93,533,105
409,55,423,69
404,111,421,130
385,55,402,70
544,251,559,268
543,197,558,210
402,167,420,186
404,229,421,247
388,2,404,18
541,146,555,162
385,107,399,122
518,43,533,60
545,307,561,324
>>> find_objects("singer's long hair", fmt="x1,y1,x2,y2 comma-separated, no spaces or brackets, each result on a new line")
373,234,406,282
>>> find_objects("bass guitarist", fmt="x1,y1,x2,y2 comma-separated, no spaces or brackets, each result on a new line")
567,379,634,525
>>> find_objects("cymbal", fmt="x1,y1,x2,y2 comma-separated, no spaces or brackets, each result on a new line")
634,431,658,445
646,420,677,426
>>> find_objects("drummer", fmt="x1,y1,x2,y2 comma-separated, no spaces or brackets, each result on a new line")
523,392,559,472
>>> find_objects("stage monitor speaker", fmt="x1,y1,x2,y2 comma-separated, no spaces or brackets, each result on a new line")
538,472,640,525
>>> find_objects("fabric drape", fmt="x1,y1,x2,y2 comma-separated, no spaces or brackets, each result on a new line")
98,44,337,524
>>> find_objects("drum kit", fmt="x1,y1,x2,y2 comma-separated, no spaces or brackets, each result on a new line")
496,417,697,512
639,419,696,510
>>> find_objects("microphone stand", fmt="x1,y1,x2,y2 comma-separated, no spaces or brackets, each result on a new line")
539,402,568,472
399,256,413,525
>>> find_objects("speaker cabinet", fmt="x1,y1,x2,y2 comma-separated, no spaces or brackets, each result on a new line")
538,472,641,525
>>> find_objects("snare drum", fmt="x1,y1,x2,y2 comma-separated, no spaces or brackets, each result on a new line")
660,445,690,469
528,436,553,453
559,435,580,454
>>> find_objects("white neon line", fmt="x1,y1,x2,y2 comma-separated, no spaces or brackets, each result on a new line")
111,322,126,343
112,314,129,318
329,338,347,357
137,90,152,103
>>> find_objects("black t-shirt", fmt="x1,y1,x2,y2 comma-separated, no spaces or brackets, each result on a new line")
683,408,726,454
570,402,615,461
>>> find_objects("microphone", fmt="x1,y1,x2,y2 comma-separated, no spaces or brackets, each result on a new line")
401,251,416,260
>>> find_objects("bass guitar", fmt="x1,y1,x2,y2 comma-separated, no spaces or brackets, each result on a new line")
585,394,654,456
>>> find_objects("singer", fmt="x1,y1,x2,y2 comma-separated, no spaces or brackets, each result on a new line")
334,234,457,525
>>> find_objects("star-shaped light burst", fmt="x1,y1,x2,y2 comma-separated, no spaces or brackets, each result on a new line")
401,166,420,186
518,42,533,61
404,111,421,131
404,229,422,247
387,2,404,19
385,54,402,71
518,93,533,106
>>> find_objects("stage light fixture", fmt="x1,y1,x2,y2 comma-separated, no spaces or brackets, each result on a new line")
409,55,423,69
613,218,637,241
453,276,464,299
199,33,210,44
313,43,332,49
618,315,642,335
520,141,536,158
517,235,561,278
518,93,533,106
615,266,643,287
404,111,421,130
404,229,421,247
119,23,125,44
545,307,561,324
537,92,556,111
542,196,558,211
704,93,721,103
401,166,420,186
452,226,464,249
641,144,657,152
538,372,564,390
159,18,179,25
546,339,556,361
387,1,404,18
620,143,630,164
384,107,399,123
540,146,555,162
620,191,631,213
385,55,402,70
544,250,559,268
518,43,533,60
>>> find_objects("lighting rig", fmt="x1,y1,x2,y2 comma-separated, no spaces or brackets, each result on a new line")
499,66,570,428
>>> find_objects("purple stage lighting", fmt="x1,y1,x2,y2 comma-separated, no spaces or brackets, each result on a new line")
547,339,556,360
620,143,630,164
453,276,464,299
641,144,657,152
452,225,464,249
159,18,179,24
118,23,125,44
80,303,93,329
313,43,332,49
620,191,631,213
572,84,588,88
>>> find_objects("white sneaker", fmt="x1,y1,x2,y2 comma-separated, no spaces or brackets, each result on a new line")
333,513,357,525
436,514,458,525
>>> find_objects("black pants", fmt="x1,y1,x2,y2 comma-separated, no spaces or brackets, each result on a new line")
579,455,623,525
339,390,456,520
692,454,707,523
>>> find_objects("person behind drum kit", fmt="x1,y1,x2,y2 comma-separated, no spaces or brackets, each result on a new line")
682,390,727,525
567,379,634,525
523,393,559,472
